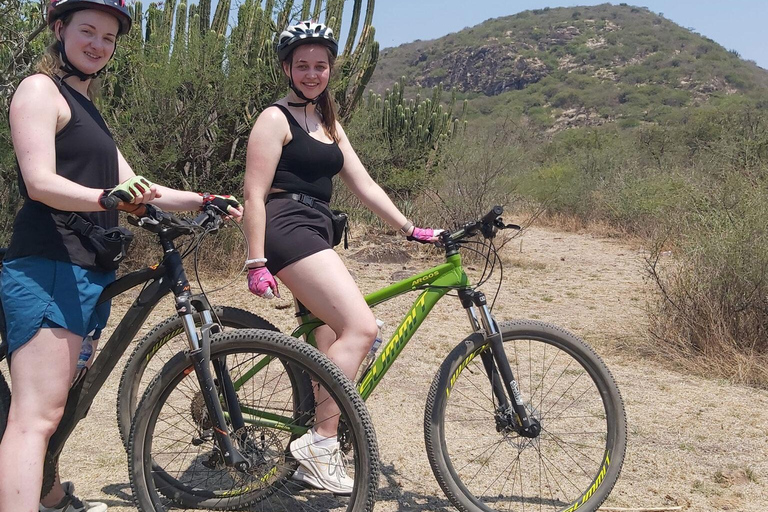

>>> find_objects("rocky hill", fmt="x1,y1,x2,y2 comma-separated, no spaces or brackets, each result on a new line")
368,3,768,129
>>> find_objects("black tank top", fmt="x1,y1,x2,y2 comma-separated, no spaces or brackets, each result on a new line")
5,75,119,270
270,104,344,203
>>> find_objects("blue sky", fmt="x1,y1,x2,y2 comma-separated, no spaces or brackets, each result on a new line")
365,0,768,69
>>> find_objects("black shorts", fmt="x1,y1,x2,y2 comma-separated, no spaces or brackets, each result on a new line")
265,197,334,275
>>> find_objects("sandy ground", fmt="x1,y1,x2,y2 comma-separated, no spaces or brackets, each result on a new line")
3,224,767,511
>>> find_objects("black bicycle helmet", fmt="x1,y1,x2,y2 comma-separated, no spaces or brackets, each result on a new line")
48,0,132,35
277,21,338,62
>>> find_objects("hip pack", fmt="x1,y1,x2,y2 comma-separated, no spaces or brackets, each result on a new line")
268,192,348,249
65,213,134,271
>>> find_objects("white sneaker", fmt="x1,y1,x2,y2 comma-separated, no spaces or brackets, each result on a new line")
39,481,108,512
289,430,354,495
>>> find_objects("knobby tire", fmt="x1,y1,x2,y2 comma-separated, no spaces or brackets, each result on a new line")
425,320,626,512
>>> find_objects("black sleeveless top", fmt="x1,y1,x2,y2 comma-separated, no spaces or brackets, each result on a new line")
270,104,344,203
5,75,119,270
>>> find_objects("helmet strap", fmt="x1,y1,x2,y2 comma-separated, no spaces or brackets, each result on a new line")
57,31,116,82
285,60,327,133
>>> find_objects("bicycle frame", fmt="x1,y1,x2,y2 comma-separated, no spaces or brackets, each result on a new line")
236,234,540,438
0,211,252,475
293,253,469,400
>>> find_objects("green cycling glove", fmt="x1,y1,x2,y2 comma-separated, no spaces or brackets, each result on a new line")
99,176,154,210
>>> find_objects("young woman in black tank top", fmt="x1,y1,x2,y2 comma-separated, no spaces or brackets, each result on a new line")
242,21,441,496
0,2,242,510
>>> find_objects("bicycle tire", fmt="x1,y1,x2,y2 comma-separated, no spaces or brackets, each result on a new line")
425,320,626,512
117,306,278,449
130,329,379,512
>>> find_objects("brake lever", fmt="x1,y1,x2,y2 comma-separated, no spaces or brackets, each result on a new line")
136,204,163,227
494,218,521,231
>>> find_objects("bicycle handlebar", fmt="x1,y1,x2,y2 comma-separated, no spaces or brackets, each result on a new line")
126,204,225,239
441,205,520,245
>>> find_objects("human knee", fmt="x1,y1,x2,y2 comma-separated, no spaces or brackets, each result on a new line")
6,405,65,439
345,318,378,350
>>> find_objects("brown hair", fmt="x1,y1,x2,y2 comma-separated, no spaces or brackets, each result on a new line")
284,47,339,142
36,15,102,98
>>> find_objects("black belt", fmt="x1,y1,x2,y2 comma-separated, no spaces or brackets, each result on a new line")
267,192,332,216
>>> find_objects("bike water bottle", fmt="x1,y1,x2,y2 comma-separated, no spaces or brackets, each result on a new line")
76,333,94,371
357,319,385,382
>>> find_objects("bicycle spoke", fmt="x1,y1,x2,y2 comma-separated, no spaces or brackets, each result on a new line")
428,321,624,512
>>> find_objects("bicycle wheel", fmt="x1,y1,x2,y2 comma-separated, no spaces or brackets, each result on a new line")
117,306,278,448
130,329,379,512
425,320,626,512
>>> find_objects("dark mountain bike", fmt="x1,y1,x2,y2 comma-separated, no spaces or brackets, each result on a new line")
0,205,378,512
120,205,627,512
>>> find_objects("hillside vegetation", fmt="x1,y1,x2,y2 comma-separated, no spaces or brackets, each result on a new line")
369,3,768,129
356,4,768,387
2,1,767,387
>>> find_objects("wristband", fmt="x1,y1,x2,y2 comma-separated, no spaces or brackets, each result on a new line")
246,258,267,268
399,220,414,236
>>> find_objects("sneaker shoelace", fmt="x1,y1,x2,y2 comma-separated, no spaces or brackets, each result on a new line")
327,446,350,480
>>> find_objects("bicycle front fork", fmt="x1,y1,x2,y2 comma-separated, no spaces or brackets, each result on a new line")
178,293,252,472
459,289,541,438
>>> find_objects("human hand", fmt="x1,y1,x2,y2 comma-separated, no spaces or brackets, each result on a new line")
407,226,444,244
100,175,159,210
201,193,243,220
247,267,280,299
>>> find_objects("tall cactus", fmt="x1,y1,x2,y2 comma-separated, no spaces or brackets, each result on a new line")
369,76,463,151
105,0,380,193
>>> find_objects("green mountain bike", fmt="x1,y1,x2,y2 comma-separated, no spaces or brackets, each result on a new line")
120,205,627,512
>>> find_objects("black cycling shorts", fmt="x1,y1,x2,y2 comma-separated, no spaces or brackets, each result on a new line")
264,196,334,275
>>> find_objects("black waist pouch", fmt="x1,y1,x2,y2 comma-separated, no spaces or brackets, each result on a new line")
330,210,349,249
66,213,134,271
268,192,349,249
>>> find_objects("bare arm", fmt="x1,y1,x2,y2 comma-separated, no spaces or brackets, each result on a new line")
11,75,109,211
336,123,410,233
243,107,290,259
116,148,245,214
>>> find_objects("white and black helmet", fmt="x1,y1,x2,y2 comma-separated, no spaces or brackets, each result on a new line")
277,21,338,62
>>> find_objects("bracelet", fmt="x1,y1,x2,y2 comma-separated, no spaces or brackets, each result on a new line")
245,258,267,265
399,220,414,235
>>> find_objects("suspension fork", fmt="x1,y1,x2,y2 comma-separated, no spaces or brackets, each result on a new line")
179,292,250,471
459,289,541,438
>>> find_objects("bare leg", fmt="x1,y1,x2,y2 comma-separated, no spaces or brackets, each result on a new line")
36,338,100,507
278,249,377,437
0,328,81,512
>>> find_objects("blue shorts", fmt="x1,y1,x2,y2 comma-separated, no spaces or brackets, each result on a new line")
0,256,115,354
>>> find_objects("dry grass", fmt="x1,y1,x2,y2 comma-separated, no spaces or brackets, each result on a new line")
4,222,768,511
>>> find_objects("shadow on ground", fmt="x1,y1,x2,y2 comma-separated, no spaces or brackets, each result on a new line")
100,462,456,511
376,462,455,511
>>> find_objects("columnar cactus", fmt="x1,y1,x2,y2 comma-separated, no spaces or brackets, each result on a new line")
367,76,464,151
103,0,379,192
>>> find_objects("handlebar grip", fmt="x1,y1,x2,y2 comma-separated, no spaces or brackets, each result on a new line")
481,206,503,225
100,194,120,210
111,189,134,202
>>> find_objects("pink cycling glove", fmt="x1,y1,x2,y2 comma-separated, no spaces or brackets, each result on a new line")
408,226,443,244
247,267,280,299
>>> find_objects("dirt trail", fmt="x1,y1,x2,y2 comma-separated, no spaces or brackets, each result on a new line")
11,225,767,511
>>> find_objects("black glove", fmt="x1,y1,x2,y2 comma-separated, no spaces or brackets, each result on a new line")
200,193,241,214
